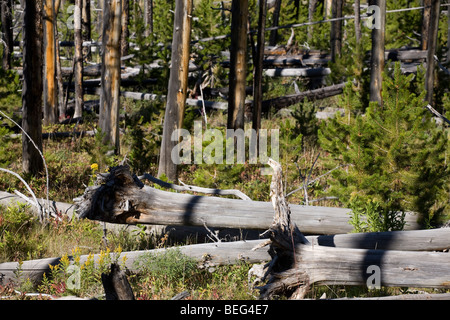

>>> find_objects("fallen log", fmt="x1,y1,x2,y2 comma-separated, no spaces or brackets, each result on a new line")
73,165,420,235
256,159,450,300
1,225,449,287
259,82,346,112
0,240,270,286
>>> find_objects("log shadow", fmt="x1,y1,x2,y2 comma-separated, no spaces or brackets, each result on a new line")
182,195,202,226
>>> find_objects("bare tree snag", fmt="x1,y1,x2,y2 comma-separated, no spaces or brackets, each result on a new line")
421,0,432,50
157,0,192,181
252,0,267,144
330,0,343,62
1,0,13,70
121,0,129,58
425,0,441,104
354,0,362,43
144,0,153,37
82,0,91,60
369,0,386,106
22,0,44,176
227,0,248,131
73,0,84,119
99,0,122,154
73,165,420,235
268,0,281,46
43,0,58,125
257,160,450,300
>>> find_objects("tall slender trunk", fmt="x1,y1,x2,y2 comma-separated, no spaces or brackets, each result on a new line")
425,0,441,104
73,0,83,119
22,0,44,176
421,0,432,50
369,0,386,106
268,0,281,46
354,0,362,43
99,0,122,154
330,0,343,62
252,0,267,142
158,0,193,181
43,0,58,125
227,0,248,130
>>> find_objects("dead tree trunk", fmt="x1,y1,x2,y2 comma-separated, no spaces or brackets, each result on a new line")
425,0,441,104
257,160,450,300
54,0,65,121
73,0,84,119
99,0,122,154
157,0,192,182
268,0,281,46
144,0,153,37
369,0,386,106
43,0,58,125
421,0,432,50
82,0,91,60
22,0,44,176
252,0,267,143
330,0,343,62
121,0,129,58
1,0,13,70
227,0,248,131
354,0,362,43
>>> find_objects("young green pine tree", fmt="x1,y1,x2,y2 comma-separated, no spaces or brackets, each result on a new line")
319,62,448,230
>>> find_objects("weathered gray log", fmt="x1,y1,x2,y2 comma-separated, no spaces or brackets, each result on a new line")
259,82,346,112
0,240,270,286
73,166,420,234
264,67,331,77
2,225,449,287
257,159,450,300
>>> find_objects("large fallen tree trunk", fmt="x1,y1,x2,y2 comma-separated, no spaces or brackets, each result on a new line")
2,227,448,286
73,166,420,235
259,82,346,112
257,159,450,300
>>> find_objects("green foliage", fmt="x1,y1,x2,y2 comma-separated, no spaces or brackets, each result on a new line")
319,63,448,229
0,204,46,262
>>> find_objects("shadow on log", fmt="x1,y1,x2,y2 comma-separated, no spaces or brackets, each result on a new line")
73,166,420,235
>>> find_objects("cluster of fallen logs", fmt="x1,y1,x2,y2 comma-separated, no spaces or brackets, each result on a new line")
0,161,449,300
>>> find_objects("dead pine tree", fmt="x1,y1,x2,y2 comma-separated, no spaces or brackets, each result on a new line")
43,0,58,125
99,0,122,154
424,0,441,104
157,0,193,182
227,0,248,131
368,0,386,106
252,0,267,145
330,0,343,62
22,0,44,176
1,0,14,70
73,0,84,119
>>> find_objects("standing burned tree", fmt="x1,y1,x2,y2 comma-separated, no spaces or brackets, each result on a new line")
99,0,122,154
22,0,44,176
158,0,192,182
